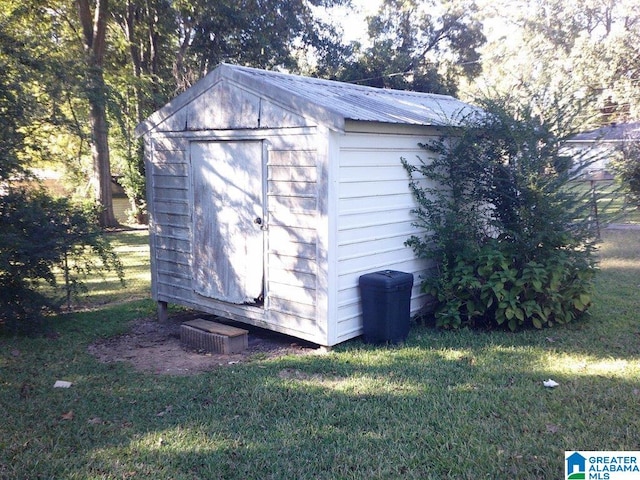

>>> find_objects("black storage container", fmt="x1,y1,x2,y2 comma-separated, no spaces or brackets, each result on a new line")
358,270,414,344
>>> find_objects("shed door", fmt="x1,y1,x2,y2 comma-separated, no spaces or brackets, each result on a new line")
191,141,264,304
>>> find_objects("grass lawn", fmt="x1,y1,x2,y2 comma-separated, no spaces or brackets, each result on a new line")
1,228,640,479
574,179,640,225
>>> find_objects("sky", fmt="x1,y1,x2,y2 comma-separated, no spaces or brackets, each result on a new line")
320,0,383,44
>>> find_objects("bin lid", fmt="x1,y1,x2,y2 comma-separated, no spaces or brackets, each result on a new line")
358,270,414,289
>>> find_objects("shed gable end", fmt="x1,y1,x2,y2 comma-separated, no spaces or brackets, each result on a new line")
150,79,311,133
187,80,260,130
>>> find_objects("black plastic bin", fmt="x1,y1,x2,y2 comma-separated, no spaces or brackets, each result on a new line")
358,270,414,344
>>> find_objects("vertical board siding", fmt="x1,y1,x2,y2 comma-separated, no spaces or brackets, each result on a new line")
148,130,323,343
335,133,436,341
267,149,319,324
149,138,192,299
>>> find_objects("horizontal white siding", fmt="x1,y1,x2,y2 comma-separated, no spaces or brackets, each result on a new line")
335,132,437,342
266,148,319,331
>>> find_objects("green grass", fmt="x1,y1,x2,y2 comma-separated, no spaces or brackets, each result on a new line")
1,229,640,479
572,179,640,225
74,228,152,308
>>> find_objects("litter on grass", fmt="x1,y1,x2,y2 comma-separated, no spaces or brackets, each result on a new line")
53,380,72,388
543,379,559,388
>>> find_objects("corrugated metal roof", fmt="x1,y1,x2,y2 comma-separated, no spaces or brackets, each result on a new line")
228,63,476,127
136,63,479,137
569,122,640,142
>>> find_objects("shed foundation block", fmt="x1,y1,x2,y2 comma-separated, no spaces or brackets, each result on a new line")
180,318,248,354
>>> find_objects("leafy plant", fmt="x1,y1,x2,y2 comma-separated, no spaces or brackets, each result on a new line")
119,148,147,224
610,141,640,209
0,187,123,333
403,98,599,330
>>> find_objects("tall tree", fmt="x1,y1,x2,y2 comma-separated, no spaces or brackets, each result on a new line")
333,0,486,95
170,0,348,91
475,0,640,127
0,3,123,331
109,0,176,222
77,0,117,227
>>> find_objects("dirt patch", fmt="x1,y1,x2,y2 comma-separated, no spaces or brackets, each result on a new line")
88,312,321,375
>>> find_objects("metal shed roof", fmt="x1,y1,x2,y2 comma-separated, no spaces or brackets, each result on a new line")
136,64,478,137
227,64,476,126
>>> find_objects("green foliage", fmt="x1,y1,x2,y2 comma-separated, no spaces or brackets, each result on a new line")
610,142,640,207
0,187,123,333
170,0,348,89
423,240,596,330
119,151,147,224
333,0,485,95
404,98,599,330
476,0,640,126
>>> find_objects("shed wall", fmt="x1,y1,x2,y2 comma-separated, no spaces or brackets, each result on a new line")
146,129,327,344
334,132,436,342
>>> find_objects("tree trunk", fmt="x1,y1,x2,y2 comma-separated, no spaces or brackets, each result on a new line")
77,0,118,228
88,71,117,227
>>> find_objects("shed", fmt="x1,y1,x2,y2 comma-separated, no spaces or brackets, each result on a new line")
135,63,476,347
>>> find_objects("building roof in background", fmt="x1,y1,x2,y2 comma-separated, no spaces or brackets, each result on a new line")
569,122,640,143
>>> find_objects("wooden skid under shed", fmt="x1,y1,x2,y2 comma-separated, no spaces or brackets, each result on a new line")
180,318,248,354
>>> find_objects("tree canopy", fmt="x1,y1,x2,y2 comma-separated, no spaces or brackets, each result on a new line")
474,0,640,127
331,0,486,95
1,0,639,222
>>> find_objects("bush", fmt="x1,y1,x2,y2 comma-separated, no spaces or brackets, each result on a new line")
403,99,598,330
0,187,123,333
610,141,640,208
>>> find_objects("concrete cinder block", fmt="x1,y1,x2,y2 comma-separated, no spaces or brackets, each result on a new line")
180,319,248,354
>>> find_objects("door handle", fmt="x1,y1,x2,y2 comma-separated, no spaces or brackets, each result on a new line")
254,217,267,230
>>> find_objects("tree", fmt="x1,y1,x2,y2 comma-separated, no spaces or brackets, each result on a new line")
403,94,598,330
333,0,486,95
1,3,123,332
109,0,176,222
76,0,118,227
610,140,640,206
171,0,349,91
475,0,640,128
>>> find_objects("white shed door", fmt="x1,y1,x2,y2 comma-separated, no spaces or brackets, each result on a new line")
191,141,264,304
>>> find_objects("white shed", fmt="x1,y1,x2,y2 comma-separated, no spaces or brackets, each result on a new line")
135,63,475,347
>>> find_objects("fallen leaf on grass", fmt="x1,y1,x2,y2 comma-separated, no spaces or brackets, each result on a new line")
546,423,560,434
87,417,104,425
156,405,173,416
61,410,74,421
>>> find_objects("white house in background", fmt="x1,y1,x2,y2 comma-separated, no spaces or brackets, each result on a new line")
564,122,640,180
135,63,478,347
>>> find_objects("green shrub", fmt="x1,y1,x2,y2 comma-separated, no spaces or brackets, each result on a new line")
423,240,596,330
0,187,123,333
610,141,640,208
404,99,599,331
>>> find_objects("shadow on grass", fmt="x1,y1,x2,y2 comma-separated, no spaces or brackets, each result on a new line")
3,306,640,480
1,231,639,479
